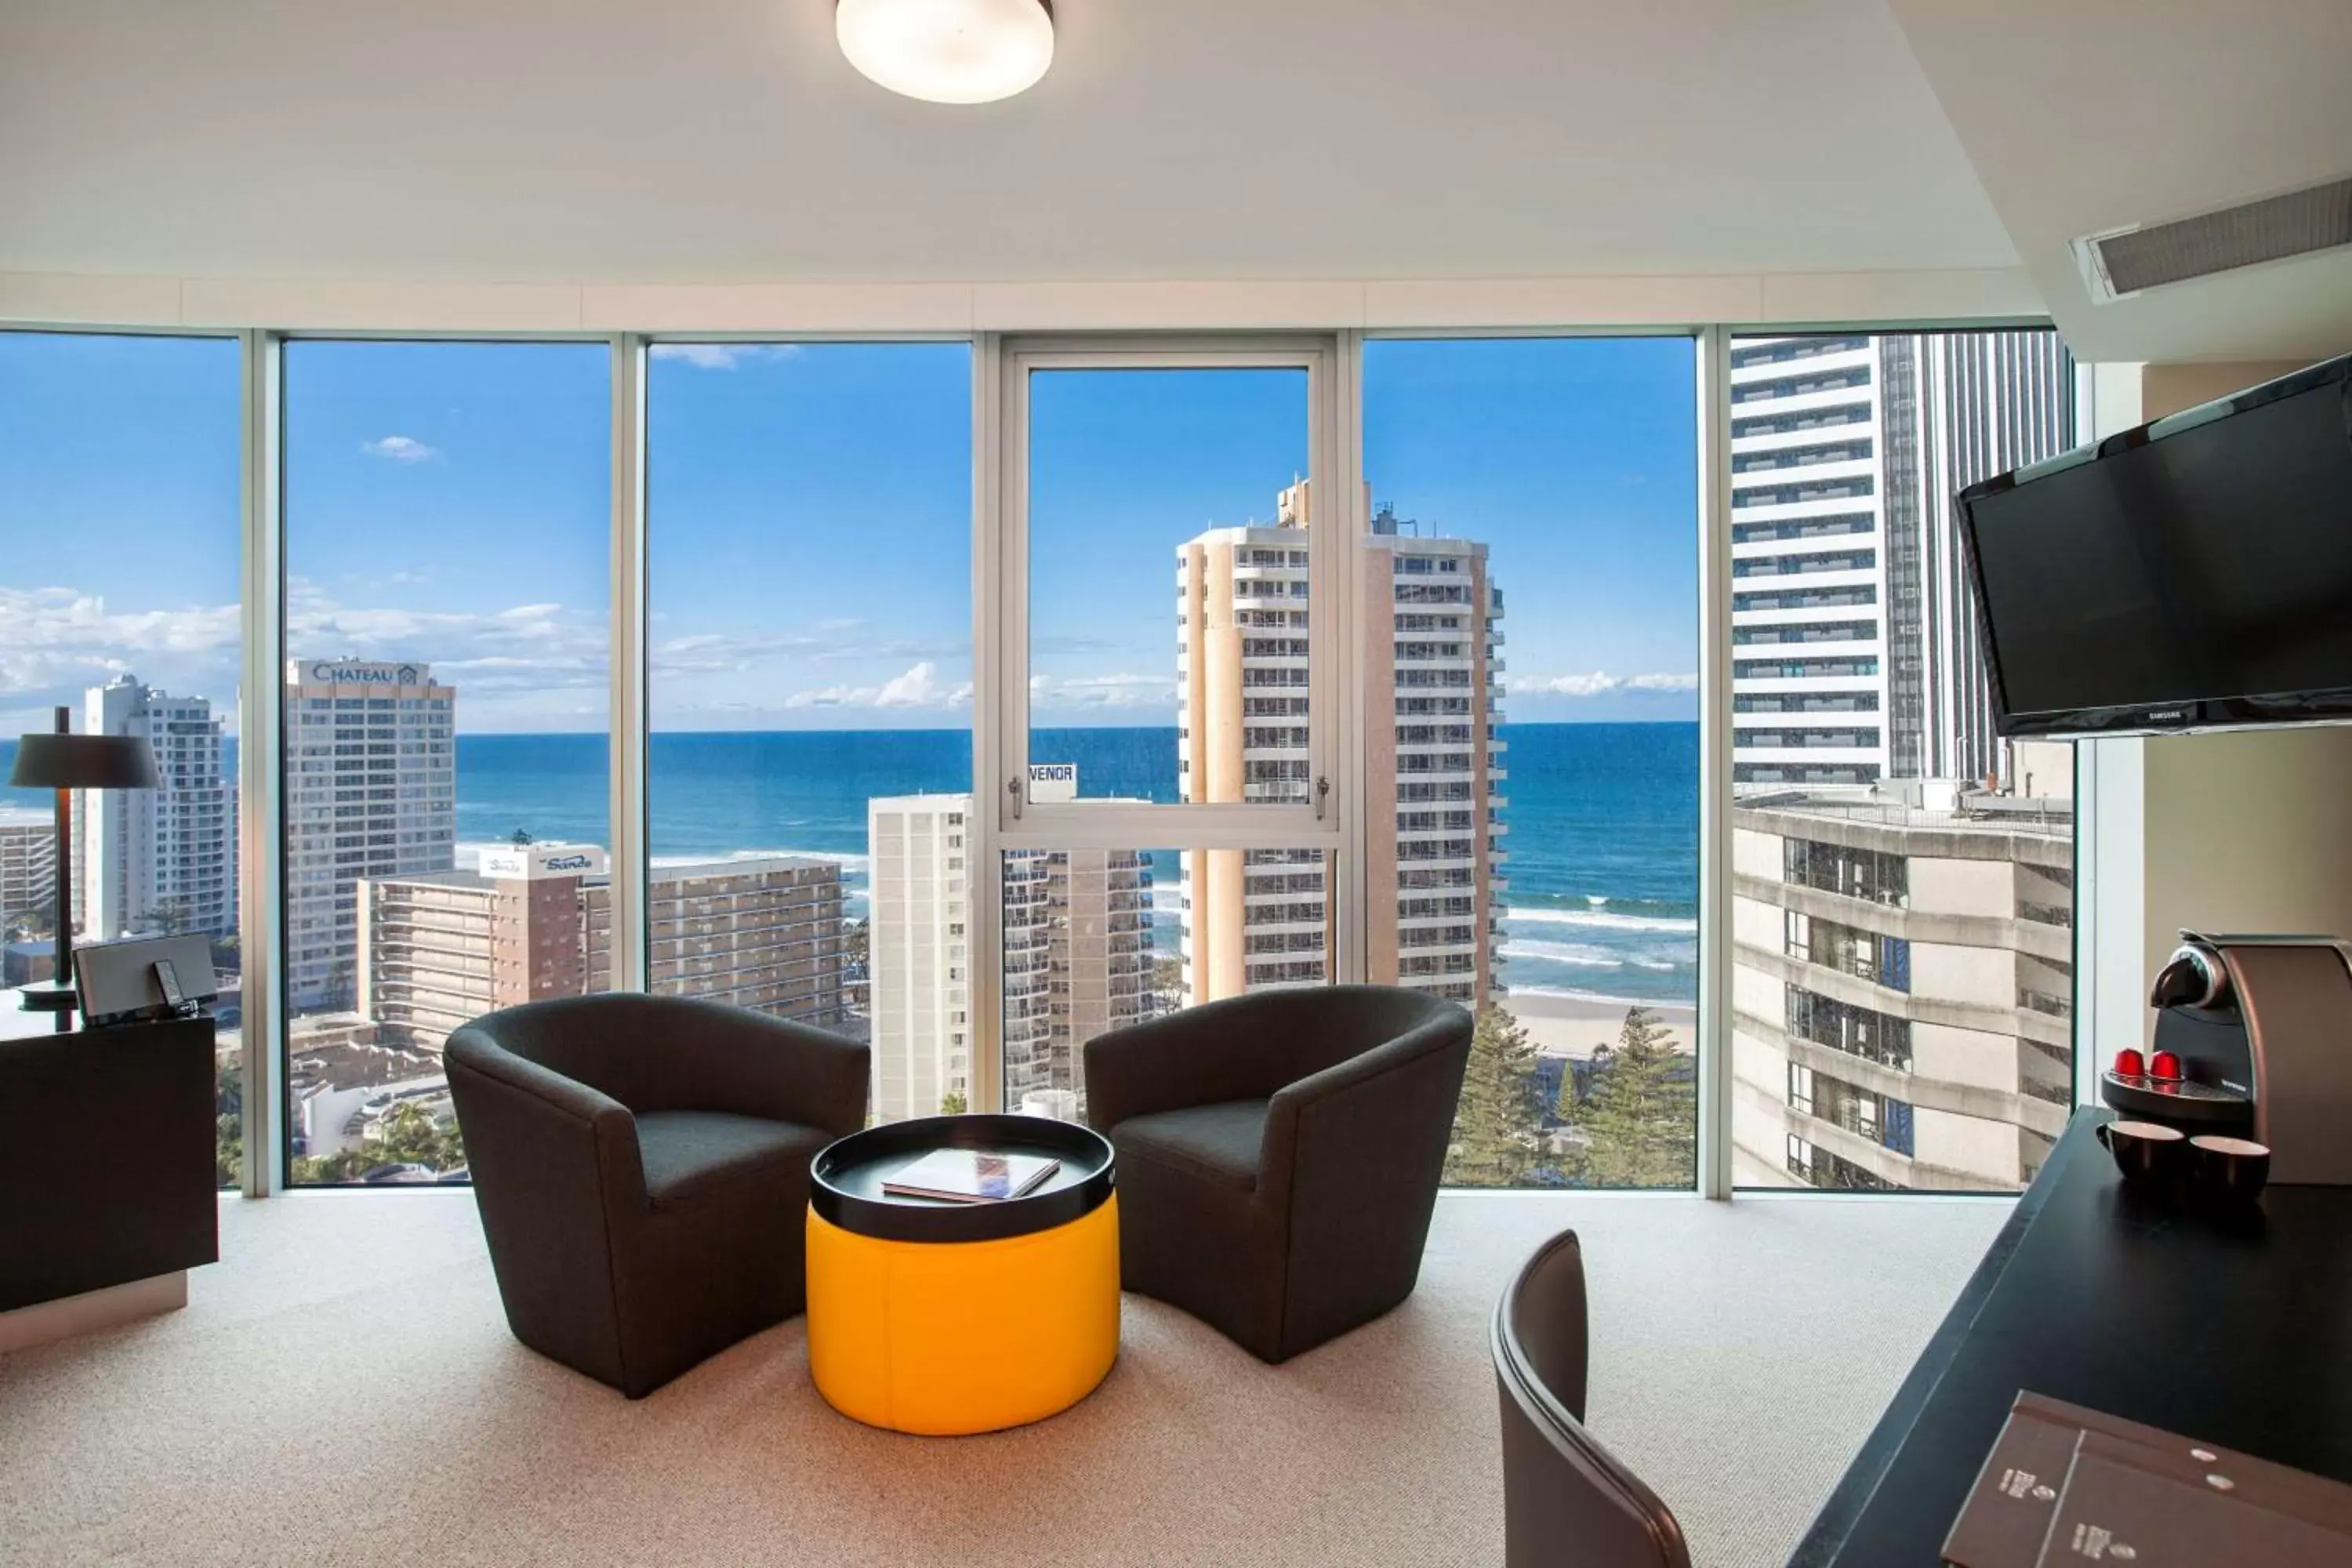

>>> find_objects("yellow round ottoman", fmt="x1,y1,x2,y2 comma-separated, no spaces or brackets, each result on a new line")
806,1115,1120,1436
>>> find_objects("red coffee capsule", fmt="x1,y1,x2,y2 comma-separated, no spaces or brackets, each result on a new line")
2151,1051,2183,1082
2114,1048,2146,1078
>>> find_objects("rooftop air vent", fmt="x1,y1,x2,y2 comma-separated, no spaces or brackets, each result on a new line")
2074,175,2352,302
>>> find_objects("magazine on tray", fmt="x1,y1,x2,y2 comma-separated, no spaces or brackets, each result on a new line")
882,1149,1061,1203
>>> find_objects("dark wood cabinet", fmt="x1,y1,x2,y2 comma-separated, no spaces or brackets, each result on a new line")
0,1016,220,1314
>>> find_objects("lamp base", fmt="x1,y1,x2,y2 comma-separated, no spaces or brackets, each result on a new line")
19,982,78,1013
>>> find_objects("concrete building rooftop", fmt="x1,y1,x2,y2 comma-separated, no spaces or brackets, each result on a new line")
1735,785,2073,840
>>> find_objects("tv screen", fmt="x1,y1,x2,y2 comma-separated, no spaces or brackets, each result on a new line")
1961,357,2352,736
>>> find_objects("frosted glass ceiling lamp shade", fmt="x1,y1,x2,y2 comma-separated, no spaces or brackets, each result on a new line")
837,0,1054,105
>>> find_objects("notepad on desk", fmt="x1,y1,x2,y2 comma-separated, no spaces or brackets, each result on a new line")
881,1149,1060,1203
1941,1391,2352,1567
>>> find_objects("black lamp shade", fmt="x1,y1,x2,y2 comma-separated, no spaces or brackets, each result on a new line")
9,733,159,789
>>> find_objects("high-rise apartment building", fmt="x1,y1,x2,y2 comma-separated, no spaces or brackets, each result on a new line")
285,659,457,1011
355,843,847,1052
867,786,1155,1122
1728,760,2074,1192
1174,481,1504,1007
80,673,236,942
1728,332,2074,789
357,842,607,1047
1003,844,1156,1111
0,807,57,928
867,795,974,1123
627,856,848,1022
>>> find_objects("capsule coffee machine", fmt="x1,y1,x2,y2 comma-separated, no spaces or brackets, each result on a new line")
2103,931,2352,1185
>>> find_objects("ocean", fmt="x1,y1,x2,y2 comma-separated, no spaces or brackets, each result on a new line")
5,722,1698,1008
454,723,1699,1008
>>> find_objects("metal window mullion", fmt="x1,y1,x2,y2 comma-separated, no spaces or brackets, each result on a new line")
238,328,286,1198
970,332,1007,1115
609,335,649,994
1697,325,1736,1200
1329,331,1367,984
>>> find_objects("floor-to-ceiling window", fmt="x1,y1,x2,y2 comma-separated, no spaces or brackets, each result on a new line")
0,331,245,1185
280,340,612,1185
1724,328,2078,1193
1365,337,1701,1189
647,343,972,1122
998,347,1340,1117
0,316,2086,1193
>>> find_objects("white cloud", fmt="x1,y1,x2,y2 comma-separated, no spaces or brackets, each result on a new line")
651,630,822,675
0,587,242,699
648,343,804,371
1520,670,1698,698
361,435,438,463
782,661,973,713
1030,671,1177,710
285,578,610,696
875,661,971,708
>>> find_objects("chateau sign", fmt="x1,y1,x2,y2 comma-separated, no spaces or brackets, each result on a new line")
297,659,429,686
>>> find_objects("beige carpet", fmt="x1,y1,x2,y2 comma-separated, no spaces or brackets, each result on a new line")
0,1190,2005,1567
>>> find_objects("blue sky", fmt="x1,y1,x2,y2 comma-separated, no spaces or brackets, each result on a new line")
0,330,1697,736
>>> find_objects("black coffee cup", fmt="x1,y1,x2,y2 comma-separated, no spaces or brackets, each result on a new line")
2098,1119,2187,1186
2190,1135,2270,1205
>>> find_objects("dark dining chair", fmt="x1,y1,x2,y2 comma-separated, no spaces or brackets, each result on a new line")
1083,984,1472,1363
1493,1229,1691,1568
445,993,868,1398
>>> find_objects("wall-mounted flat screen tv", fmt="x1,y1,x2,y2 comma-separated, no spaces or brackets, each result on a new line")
1958,353,2352,738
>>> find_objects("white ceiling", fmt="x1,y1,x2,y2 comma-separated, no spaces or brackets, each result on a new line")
1889,0,2352,365
2,0,2347,362
0,1,2013,284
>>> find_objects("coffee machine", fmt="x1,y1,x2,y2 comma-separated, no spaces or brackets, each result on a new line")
2103,931,2352,1185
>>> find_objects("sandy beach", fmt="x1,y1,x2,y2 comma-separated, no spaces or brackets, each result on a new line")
1502,990,1696,1062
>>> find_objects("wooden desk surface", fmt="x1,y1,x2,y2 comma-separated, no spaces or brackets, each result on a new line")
1791,1107,2352,1565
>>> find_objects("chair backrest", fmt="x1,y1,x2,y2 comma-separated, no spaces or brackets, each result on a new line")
1491,1230,1691,1568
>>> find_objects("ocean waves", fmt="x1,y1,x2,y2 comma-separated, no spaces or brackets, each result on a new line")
1505,905,1697,935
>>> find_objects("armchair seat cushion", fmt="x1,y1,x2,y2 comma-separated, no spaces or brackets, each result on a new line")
636,1111,829,1210
1113,1099,1269,1192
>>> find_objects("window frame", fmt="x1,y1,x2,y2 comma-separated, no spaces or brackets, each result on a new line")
0,310,2080,1198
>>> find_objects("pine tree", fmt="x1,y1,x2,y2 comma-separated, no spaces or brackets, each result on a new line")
1573,1004,1696,1189
1444,1004,1546,1188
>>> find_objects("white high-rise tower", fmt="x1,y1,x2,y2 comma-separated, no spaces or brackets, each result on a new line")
284,659,456,1011
1727,332,2074,790
81,674,237,942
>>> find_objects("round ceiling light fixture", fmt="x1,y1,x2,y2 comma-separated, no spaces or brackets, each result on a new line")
836,0,1054,105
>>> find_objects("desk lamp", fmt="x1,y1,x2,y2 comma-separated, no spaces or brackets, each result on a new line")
9,706,158,1014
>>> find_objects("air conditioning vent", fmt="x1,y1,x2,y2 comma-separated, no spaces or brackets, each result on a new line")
2074,175,2352,301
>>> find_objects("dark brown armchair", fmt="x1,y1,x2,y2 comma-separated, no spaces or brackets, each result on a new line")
1494,1229,1691,1568
445,993,868,1398
1082,984,1472,1363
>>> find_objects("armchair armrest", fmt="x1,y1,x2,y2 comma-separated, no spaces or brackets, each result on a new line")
1258,1004,1473,1214
445,1025,647,1210
1083,992,1323,1131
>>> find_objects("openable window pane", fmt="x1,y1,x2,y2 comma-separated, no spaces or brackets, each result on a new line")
1027,367,1310,805
648,343,972,1117
996,847,1327,1120
281,340,612,1185
1367,337,1700,1191
0,332,243,1186
1726,328,2078,1193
